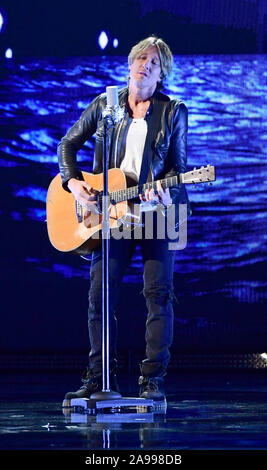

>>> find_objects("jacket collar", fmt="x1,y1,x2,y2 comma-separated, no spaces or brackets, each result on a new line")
118,86,165,117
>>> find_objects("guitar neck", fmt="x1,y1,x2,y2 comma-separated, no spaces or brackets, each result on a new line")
108,165,215,204
110,175,180,204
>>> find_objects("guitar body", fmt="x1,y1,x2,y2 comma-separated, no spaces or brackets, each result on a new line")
46,168,128,254
46,164,215,254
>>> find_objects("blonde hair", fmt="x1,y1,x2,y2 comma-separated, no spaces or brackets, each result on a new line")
128,36,173,82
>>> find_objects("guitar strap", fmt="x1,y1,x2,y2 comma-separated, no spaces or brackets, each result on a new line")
138,95,168,193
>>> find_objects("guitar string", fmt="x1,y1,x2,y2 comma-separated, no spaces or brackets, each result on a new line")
78,168,213,215
97,169,212,204
98,175,179,204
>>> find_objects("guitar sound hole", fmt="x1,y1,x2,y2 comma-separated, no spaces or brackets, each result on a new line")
97,191,114,213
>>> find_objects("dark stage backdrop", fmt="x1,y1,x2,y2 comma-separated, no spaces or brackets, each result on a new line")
0,0,266,367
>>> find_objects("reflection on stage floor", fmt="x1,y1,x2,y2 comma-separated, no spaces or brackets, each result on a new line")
0,369,267,451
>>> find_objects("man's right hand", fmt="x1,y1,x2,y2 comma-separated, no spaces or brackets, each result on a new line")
67,178,99,213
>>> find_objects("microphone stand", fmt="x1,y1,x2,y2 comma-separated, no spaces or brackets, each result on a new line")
70,87,155,413
90,96,124,401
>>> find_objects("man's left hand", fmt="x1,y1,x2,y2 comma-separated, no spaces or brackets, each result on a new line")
139,180,172,207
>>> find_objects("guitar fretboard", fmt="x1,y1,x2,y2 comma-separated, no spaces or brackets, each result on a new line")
109,175,180,204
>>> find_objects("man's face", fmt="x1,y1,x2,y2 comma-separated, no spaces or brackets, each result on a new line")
129,46,162,90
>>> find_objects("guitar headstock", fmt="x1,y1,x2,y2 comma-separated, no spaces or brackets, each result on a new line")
180,165,216,184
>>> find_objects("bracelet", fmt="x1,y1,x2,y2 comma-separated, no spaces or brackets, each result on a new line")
157,202,172,215
165,202,173,209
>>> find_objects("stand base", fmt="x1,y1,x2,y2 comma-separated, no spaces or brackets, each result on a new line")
90,390,122,400
62,396,156,414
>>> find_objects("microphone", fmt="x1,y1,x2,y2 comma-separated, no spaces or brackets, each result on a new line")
103,85,125,126
106,86,119,107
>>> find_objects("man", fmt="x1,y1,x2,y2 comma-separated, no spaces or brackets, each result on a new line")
58,36,190,403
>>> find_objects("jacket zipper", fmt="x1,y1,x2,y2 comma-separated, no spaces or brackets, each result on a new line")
114,117,125,168
149,164,154,182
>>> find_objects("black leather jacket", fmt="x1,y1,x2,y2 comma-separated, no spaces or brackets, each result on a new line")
58,87,190,214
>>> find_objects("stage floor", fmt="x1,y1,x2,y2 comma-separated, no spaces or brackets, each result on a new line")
0,369,267,451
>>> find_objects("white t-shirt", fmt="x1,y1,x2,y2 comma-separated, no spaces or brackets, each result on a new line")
120,118,148,182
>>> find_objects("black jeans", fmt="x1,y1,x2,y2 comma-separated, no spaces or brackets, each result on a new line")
88,213,177,378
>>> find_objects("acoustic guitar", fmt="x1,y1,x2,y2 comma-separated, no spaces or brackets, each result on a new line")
46,165,215,254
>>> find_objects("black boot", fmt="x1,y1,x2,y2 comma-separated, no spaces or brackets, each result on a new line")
138,376,166,401
63,368,120,405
